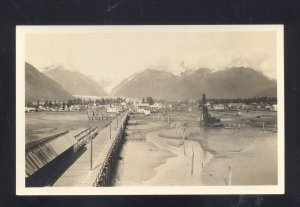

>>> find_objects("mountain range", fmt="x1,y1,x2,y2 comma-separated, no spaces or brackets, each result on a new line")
43,66,107,97
111,67,277,99
25,62,73,103
25,62,277,102
111,70,184,100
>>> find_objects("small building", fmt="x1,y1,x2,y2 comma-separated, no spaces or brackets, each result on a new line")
213,104,225,111
265,105,272,111
121,101,127,109
68,104,81,111
88,107,108,120
25,107,36,112
38,106,46,111
272,104,277,112
107,107,118,113
132,103,151,115
149,103,163,113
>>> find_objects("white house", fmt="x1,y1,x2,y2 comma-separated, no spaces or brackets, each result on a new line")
272,104,277,112
25,107,36,112
107,107,119,113
213,104,225,110
149,103,163,112
133,103,151,115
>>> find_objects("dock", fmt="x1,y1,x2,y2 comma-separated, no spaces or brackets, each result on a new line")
53,112,128,187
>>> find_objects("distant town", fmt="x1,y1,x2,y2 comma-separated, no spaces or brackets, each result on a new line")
25,96,277,115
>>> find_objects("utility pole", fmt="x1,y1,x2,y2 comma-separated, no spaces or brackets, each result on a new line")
110,122,111,139
191,144,194,175
90,138,93,170
201,149,204,168
117,114,118,128
228,165,232,186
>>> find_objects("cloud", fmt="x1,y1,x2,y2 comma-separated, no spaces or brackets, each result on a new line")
162,47,276,78
26,31,277,81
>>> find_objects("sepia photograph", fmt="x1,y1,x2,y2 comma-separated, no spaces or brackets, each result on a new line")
16,25,284,195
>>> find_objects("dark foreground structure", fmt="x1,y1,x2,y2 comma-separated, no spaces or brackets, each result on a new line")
201,93,223,127
26,128,99,187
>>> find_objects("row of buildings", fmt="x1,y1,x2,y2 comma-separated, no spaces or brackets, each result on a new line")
130,102,167,115
206,102,277,112
87,102,127,120
127,101,277,115
25,98,277,114
25,101,128,113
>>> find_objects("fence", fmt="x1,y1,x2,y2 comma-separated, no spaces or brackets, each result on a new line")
73,127,99,152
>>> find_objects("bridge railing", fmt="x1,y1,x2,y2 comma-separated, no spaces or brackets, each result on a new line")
73,127,99,152
93,112,129,187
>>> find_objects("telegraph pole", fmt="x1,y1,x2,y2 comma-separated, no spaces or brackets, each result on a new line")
191,144,194,175
110,122,111,139
90,138,93,170
117,114,118,128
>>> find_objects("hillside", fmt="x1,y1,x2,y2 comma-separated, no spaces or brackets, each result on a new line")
254,87,277,97
111,69,185,100
112,67,277,100
25,62,74,103
43,66,107,97
181,67,277,99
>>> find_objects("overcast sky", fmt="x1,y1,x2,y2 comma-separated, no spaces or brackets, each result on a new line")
25,31,277,86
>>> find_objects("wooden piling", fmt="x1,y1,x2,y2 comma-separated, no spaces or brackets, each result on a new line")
191,144,194,175
228,165,232,186
201,149,204,168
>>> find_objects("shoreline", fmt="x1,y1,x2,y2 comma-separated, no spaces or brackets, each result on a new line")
114,111,277,186
144,131,204,186
196,129,277,186
114,124,213,186
113,133,177,186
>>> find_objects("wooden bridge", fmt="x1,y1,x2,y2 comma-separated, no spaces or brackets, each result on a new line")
53,112,129,187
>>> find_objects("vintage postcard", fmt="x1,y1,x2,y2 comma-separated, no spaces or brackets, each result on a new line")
16,25,284,195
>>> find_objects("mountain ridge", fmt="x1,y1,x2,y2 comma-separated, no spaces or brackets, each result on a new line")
25,62,74,103
112,67,277,100
43,66,108,97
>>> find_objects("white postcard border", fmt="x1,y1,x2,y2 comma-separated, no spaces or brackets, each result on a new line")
16,25,284,195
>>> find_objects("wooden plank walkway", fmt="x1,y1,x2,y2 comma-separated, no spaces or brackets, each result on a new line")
53,113,127,187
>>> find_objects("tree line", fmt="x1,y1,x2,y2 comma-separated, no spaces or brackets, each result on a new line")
26,97,126,108
201,97,277,105
141,97,155,105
